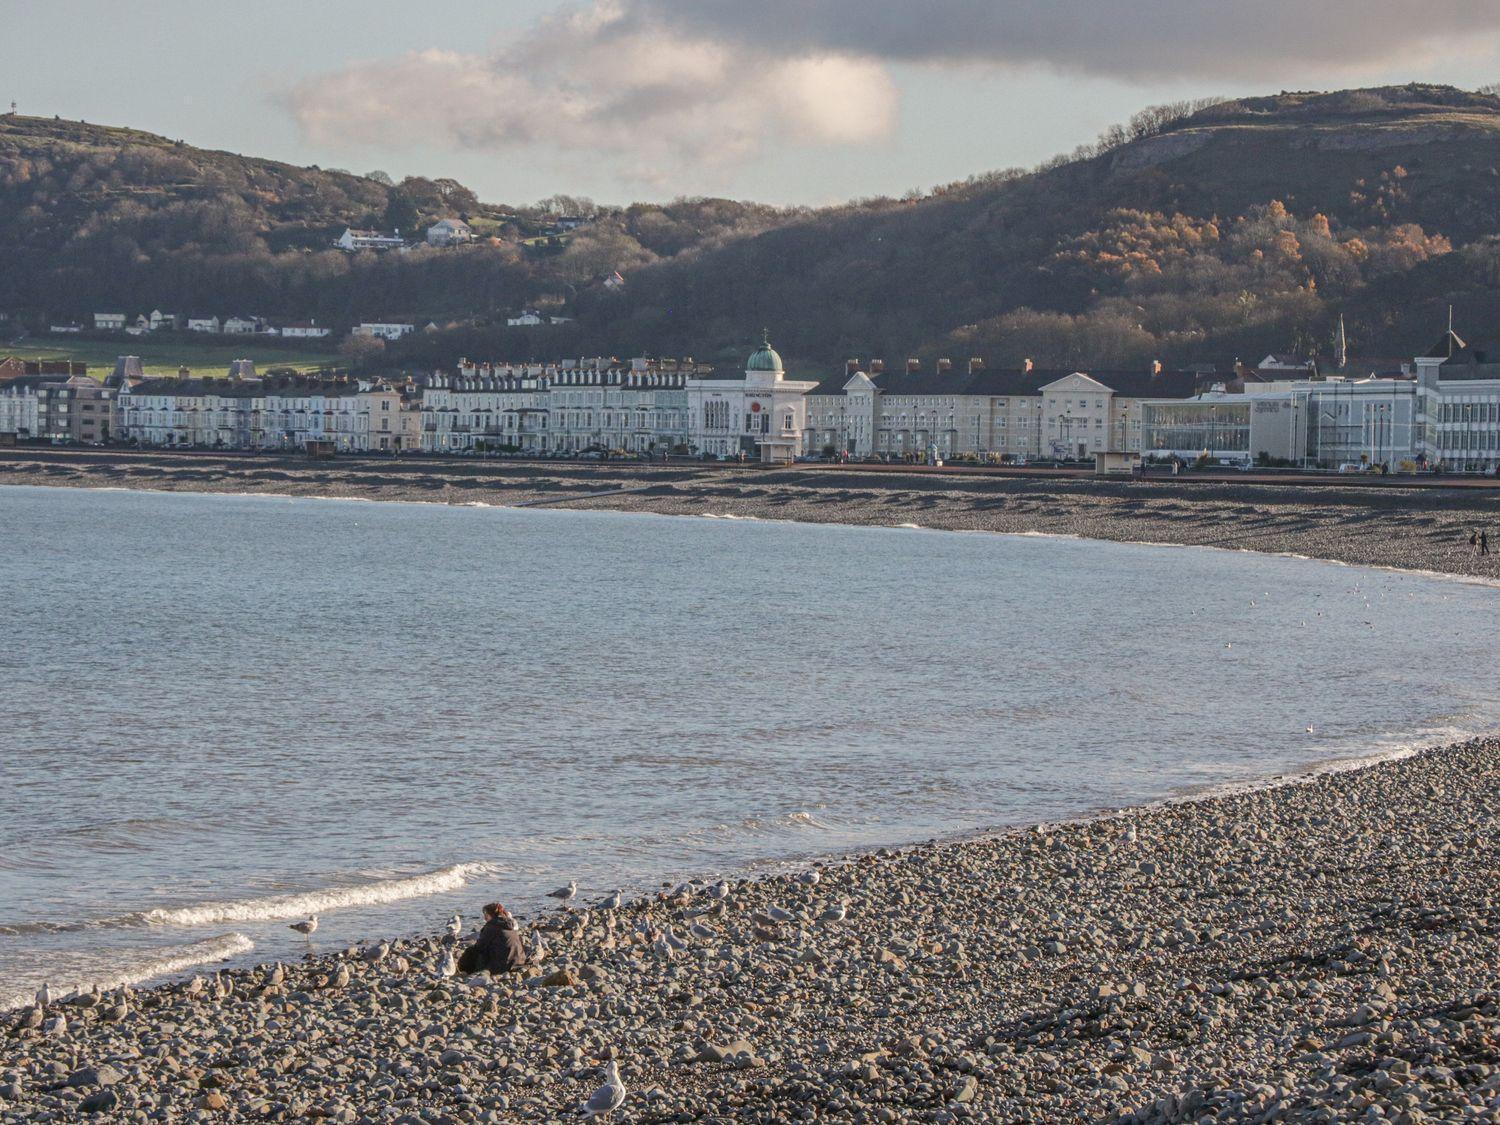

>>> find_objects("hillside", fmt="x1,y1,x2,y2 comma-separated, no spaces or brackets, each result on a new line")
9,85,1500,372
539,84,1500,372
0,115,786,333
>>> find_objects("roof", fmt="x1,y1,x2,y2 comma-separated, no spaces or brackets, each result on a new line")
1422,329,1467,360
806,367,1202,399
746,330,784,373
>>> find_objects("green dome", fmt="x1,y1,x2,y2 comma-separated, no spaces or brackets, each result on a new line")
746,329,783,372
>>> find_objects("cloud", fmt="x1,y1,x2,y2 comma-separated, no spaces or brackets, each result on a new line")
287,1,1500,178
286,5,897,184
618,0,1500,81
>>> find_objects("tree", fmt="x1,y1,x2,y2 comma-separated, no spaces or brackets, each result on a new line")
383,191,419,236
339,334,386,372
366,170,394,186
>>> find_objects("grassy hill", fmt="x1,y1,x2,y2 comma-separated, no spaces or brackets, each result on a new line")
9,85,1500,374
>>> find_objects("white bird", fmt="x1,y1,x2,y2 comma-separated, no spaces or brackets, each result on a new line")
689,922,715,940
35,982,50,1008
532,932,550,962
581,1059,626,1119
652,932,674,960
290,916,318,937
548,881,578,903
767,905,795,923
1306,725,1315,734
664,927,690,952
446,914,463,940
439,951,458,978
43,1012,67,1037
706,881,730,900
599,890,623,911
796,870,820,886
817,902,848,925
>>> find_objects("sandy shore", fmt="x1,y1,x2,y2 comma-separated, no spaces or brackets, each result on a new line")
3,449,1499,580
4,451,1500,1121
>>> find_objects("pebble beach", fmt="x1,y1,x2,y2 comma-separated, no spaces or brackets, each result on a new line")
4,739,1499,1121
4,451,1500,1122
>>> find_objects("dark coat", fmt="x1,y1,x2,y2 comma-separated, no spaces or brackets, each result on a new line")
466,915,528,975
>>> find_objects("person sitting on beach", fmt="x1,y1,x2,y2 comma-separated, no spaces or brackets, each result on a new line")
458,902,529,975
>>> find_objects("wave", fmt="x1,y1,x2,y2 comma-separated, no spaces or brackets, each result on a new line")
0,933,253,1012
0,862,494,935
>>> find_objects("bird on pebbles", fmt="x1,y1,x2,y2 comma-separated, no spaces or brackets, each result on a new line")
581,1059,626,1119
446,914,463,940
439,950,458,978
35,982,50,1009
289,916,318,939
599,890,623,911
796,870,820,887
548,881,578,904
817,902,848,925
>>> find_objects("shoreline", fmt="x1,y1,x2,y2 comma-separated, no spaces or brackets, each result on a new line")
3,449,1500,581
6,455,1500,1119
6,736,1499,1120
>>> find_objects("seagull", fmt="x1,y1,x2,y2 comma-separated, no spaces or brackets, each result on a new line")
599,890,623,911
362,940,390,965
767,905,795,923
706,881,730,900
446,914,463,940
652,932,674,960
663,926,690,952
796,870,820,886
581,1059,626,1119
817,902,848,925
290,916,318,938
439,950,458,978
43,1012,67,1037
265,963,285,987
548,881,578,903
1306,725,1315,734
35,982,50,1008
532,932,550,962
689,922,715,940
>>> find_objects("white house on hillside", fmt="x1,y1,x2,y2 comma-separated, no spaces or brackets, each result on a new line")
426,219,473,247
336,227,405,252
222,315,262,335
352,322,415,341
186,316,221,334
94,312,126,331
280,321,332,339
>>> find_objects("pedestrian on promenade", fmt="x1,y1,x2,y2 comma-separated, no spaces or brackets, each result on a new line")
1483,531,1490,556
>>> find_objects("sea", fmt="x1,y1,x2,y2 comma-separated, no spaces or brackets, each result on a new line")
3,484,1498,1008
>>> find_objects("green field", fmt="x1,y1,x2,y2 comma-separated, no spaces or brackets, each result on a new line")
1,337,338,377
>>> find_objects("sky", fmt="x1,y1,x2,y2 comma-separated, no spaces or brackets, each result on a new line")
9,0,1500,207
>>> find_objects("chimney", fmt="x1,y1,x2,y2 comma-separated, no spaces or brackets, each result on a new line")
1150,359,1162,376
177,365,191,379
968,357,985,375
905,357,921,374
936,358,952,374
870,359,885,374
845,358,860,375
1023,358,1034,373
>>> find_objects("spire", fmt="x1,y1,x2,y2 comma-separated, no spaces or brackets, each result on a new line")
1336,314,1347,370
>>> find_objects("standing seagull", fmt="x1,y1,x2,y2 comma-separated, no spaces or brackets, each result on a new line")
796,870,820,887
547,881,578,904
580,1059,626,1119
446,914,463,940
599,890,623,911
290,916,318,940
35,982,51,1009
438,950,458,978
706,880,730,901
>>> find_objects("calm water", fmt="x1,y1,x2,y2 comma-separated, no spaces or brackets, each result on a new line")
3,485,1499,1006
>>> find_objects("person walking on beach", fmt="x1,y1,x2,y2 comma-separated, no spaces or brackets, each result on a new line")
1483,531,1491,556
1470,530,1479,555
458,902,529,976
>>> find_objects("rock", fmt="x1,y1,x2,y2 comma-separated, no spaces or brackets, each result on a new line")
950,1075,978,1104
79,1088,120,1114
69,1065,124,1088
539,969,578,988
